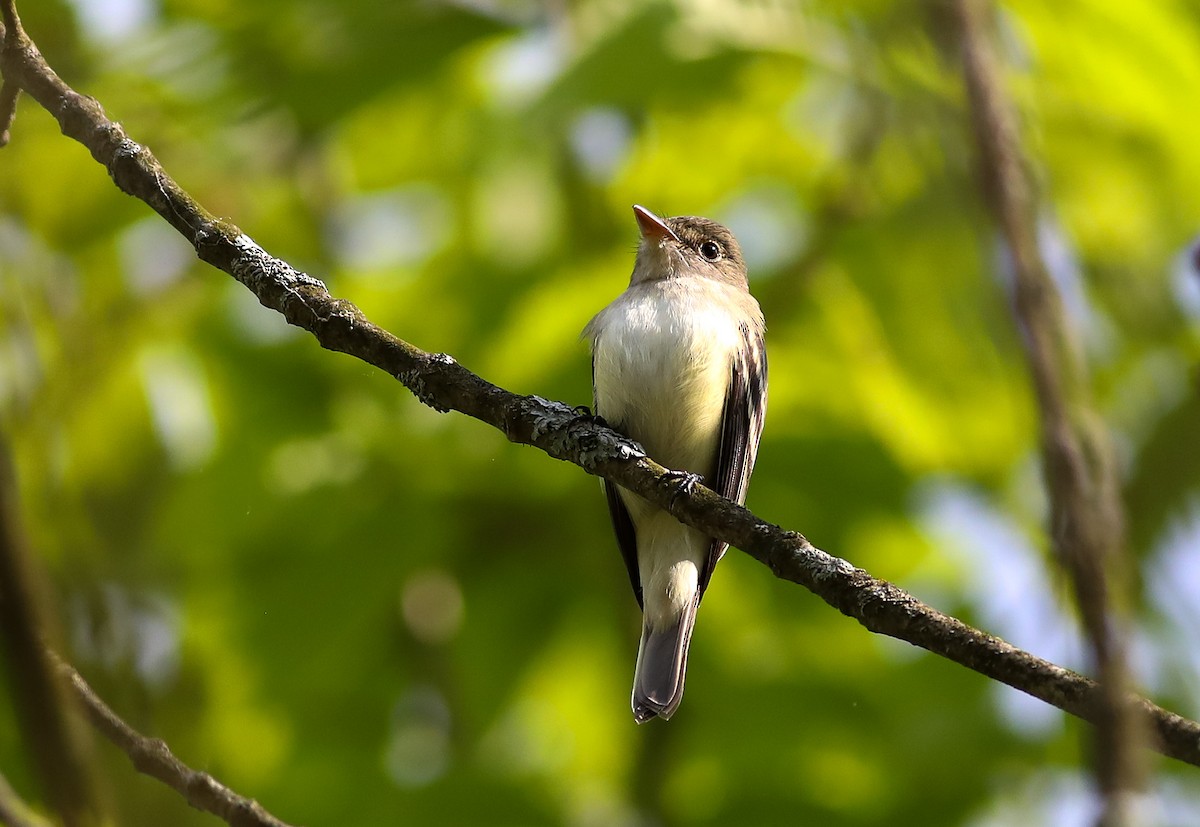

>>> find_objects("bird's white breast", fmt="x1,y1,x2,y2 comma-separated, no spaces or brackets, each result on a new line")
590,279,743,481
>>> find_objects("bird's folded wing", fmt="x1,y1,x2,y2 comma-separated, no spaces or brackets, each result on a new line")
699,322,768,597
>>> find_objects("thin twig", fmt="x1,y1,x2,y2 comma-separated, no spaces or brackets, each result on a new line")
49,653,299,827
952,0,1144,822
1,423,294,825
0,80,18,146
2,0,1198,780
0,442,101,827
0,0,21,145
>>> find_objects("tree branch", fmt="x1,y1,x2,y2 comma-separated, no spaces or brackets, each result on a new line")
2,0,1198,787
47,653,298,827
0,366,294,825
952,0,1145,820
0,0,22,147
0,73,17,147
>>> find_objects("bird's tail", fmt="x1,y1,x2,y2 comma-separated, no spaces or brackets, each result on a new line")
631,596,699,723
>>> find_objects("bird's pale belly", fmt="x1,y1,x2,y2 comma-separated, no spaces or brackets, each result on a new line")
592,295,738,481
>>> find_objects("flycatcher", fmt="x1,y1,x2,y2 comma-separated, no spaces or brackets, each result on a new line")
584,205,768,723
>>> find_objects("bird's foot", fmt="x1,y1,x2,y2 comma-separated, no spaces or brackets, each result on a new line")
663,469,703,508
570,408,645,462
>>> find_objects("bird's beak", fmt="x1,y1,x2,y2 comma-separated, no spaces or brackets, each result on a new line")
633,205,679,244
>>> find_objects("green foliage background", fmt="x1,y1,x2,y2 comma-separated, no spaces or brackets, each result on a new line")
3,0,1200,824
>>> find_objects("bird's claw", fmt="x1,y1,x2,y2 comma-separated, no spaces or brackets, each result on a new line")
664,470,702,508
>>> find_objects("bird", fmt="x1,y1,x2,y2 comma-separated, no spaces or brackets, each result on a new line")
583,205,768,723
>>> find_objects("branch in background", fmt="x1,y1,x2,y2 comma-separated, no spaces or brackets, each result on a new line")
0,10,19,146
952,0,1144,821
757,77,888,314
0,363,294,825
0,78,16,146
1,0,1197,795
47,653,298,827
0,442,101,827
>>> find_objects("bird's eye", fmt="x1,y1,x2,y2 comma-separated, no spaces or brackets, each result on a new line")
699,241,722,261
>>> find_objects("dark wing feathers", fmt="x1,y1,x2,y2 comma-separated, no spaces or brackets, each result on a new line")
604,477,643,608
699,322,768,596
